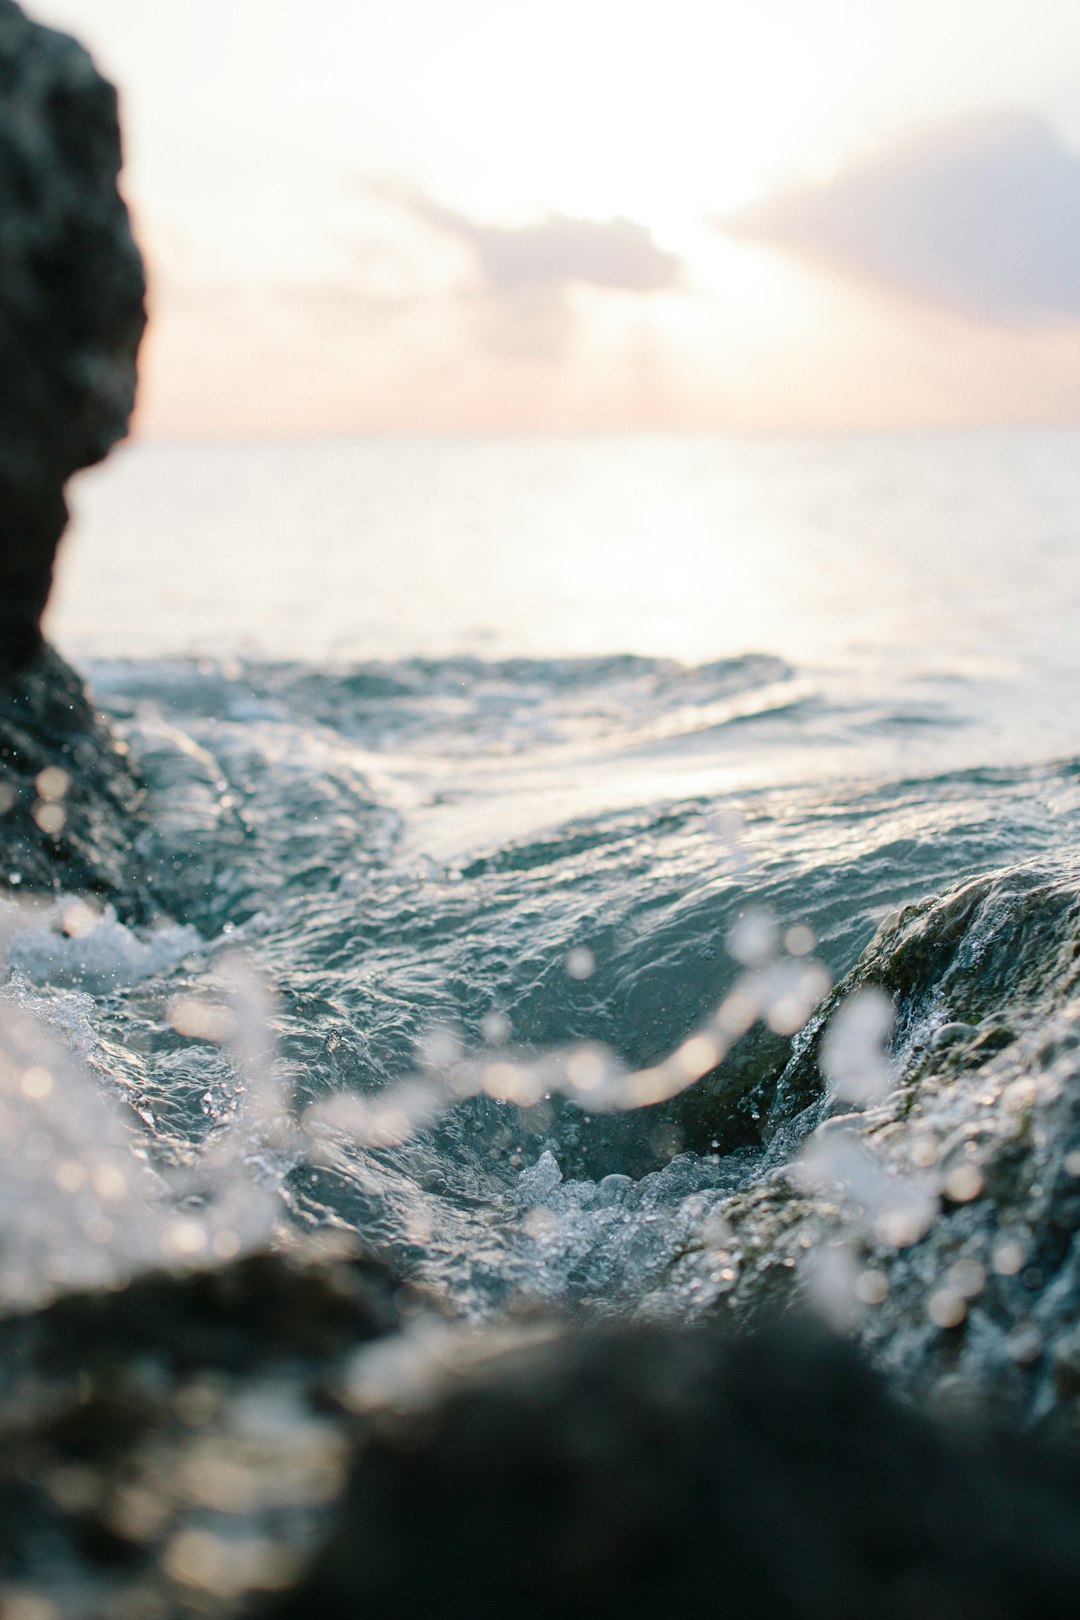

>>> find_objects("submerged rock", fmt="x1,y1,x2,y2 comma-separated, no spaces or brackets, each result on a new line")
0,0,145,677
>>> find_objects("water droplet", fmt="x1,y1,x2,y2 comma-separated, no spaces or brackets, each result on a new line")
727,909,778,967
34,766,69,803
19,1067,53,1101
481,1010,511,1045
944,1163,984,1203
992,1239,1026,1276
928,1289,966,1329
855,1268,890,1305
565,946,596,980
948,1258,985,1298
168,997,237,1043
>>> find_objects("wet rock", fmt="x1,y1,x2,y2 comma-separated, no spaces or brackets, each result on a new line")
0,645,155,914
0,1246,409,1617
666,861,1080,1420
0,0,145,677
4,1249,1080,1618
770,862,1080,1131
0,0,148,912
268,1316,1080,1620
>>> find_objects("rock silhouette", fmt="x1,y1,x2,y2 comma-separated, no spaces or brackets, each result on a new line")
0,0,146,906
0,0,144,678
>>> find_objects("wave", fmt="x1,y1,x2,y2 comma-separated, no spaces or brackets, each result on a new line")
0,652,1075,1345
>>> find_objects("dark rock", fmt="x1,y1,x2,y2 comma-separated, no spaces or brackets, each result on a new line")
0,0,149,913
663,861,1080,1422
0,644,154,915
0,1246,411,1615
269,1316,1080,1620
769,862,1080,1132
4,1252,1080,1618
2,1246,407,1378
0,0,145,678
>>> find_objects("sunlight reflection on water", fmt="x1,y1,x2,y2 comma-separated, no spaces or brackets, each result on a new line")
52,426,1080,684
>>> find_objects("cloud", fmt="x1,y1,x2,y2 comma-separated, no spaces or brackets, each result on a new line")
391,188,682,294
723,113,1080,326
366,184,682,354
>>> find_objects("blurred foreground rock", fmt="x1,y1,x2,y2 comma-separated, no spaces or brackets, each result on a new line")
4,1266,1080,1619
0,1248,408,1617
272,1317,1080,1620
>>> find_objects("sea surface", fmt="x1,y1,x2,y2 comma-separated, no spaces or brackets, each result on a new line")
7,425,1080,1321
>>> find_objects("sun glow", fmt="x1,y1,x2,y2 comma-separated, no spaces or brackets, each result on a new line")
27,0,1080,434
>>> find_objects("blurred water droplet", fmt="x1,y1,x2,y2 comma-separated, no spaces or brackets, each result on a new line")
928,1289,967,1329
727,909,778,967
565,946,595,980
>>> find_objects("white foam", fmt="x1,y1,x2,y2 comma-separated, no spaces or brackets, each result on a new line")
3,896,201,992
0,955,288,1311
507,1148,739,1310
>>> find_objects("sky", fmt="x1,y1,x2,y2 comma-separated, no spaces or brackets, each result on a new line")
29,0,1080,436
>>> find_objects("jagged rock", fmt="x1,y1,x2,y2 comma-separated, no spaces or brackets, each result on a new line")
0,0,147,909
767,862,1080,1133
662,860,1080,1422
0,645,154,915
0,0,145,676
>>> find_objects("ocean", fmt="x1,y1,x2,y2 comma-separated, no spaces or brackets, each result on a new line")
9,423,1080,1323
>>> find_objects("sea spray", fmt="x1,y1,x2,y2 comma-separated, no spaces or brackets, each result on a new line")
4,648,1080,1412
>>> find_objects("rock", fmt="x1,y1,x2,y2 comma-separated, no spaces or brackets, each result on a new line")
6,1265,1080,1620
0,0,145,678
267,1315,1080,1620
0,0,149,912
663,860,1080,1422
767,862,1080,1132
0,1246,411,1616
0,645,154,915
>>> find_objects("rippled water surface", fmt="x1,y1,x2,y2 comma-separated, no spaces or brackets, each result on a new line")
10,426,1080,1319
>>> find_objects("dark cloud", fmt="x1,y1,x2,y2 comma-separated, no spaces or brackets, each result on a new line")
366,184,681,354
723,114,1080,326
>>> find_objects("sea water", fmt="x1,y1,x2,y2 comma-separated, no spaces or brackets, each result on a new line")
6,424,1080,1320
